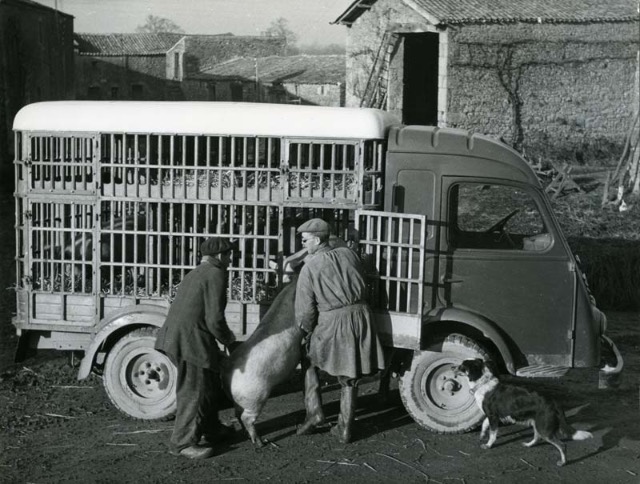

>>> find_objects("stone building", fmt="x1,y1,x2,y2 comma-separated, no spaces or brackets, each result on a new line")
188,55,345,106
0,0,74,174
335,0,639,163
74,33,286,101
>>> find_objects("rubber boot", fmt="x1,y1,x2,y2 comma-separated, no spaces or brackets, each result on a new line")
330,385,358,444
296,366,325,435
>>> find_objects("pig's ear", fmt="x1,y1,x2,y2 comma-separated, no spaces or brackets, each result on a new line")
268,260,278,270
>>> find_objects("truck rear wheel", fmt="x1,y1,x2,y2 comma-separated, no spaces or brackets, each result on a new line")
399,334,488,434
103,327,176,420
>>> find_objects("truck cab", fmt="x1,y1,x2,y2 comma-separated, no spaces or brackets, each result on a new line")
378,125,620,432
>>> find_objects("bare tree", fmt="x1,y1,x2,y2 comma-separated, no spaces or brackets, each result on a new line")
262,17,298,53
136,15,184,34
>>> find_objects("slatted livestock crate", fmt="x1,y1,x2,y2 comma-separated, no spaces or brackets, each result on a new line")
13,101,426,419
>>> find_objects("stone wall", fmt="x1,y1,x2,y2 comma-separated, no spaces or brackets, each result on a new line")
447,22,638,163
344,0,639,164
345,0,426,110
75,55,170,100
281,83,344,106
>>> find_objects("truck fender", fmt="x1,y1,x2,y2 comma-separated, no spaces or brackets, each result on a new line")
424,307,516,374
77,305,168,380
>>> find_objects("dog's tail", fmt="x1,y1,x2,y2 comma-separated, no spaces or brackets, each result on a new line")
556,402,593,440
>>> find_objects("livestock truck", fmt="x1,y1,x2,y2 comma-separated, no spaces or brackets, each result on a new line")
11,101,622,433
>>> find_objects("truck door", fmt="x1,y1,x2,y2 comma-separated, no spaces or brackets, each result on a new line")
439,178,575,367
356,210,426,350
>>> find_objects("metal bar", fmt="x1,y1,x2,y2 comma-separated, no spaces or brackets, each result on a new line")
242,137,248,200
194,135,199,199
217,137,223,199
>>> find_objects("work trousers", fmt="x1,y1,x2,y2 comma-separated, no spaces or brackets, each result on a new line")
171,359,222,452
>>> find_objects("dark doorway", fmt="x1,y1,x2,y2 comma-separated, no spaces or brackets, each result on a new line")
402,33,439,126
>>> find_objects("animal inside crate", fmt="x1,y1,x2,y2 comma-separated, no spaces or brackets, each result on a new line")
98,133,380,205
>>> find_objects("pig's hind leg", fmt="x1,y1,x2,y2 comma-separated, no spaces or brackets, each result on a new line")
235,405,264,448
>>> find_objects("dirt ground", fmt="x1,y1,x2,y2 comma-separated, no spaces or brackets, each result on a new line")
0,314,637,484
0,193,639,484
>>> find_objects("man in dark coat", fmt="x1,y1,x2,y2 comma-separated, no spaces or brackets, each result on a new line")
294,219,385,443
155,236,238,459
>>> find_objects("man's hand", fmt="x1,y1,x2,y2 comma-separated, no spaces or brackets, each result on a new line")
226,341,242,354
298,326,312,350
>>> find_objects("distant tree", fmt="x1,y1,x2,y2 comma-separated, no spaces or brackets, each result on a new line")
136,15,184,34
262,17,298,53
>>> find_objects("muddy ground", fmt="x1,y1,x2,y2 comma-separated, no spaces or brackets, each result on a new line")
0,192,639,483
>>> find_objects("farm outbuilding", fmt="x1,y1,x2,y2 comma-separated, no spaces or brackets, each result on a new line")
74,33,286,101
335,0,639,163
190,55,345,106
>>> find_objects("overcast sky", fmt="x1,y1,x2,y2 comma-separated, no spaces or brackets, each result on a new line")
37,0,354,46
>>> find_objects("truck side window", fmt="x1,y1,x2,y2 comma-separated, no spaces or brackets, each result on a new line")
450,183,551,251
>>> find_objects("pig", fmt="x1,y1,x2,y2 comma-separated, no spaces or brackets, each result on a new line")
220,276,304,447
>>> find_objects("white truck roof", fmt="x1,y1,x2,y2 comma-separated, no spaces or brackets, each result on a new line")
13,101,400,139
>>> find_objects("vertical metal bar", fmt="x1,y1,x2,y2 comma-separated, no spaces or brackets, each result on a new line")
253,137,259,200
108,201,114,295
121,134,127,194
417,217,426,318
330,143,336,200
181,135,187,199
169,135,175,199
158,135,164,199
407,219,415,312
253,205,259,301
242,137,248,200
382,215,392,309
156,202,162,294
205,136,211,200
217,137,224,199
342,144,348,199
230,137,236,199
295,143,302,198
266,138,272,200
145,134,151,198
168,203,175,297
194,135,199,199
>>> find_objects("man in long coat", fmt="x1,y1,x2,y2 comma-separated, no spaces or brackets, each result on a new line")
155,236,238,459
294,219,385,443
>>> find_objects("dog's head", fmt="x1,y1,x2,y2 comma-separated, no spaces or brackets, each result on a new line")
453,358,492,383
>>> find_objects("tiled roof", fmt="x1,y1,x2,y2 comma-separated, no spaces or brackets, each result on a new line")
74,33,184,55
335,0,639,25
184,35,287,73
195,55,345,85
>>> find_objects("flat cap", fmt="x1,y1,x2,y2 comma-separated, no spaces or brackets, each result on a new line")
200,237,235,256
297,218,330,235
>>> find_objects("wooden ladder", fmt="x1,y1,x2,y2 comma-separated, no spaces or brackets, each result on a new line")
360,32,399,109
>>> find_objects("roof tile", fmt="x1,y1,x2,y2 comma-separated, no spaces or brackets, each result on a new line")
196,55,345,85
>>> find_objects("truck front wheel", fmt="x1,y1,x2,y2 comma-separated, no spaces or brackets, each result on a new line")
399,334,489,434
103,327,176,420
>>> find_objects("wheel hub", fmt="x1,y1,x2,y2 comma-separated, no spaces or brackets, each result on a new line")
421,363,471,410
440,376,462,396
128,355,171,397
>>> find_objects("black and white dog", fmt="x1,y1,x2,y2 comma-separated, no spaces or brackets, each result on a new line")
453,358,592,466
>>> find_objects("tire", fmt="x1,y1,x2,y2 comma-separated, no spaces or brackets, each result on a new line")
103,327,176,420
399,334,489,434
